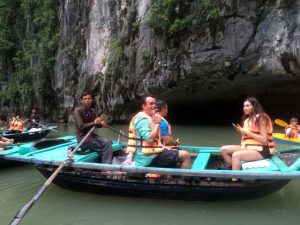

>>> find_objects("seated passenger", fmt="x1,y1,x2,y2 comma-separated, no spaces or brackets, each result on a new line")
156,99,180,148
285,118,300,138
220,97,275,180
8,116,24,133
126,96,191,169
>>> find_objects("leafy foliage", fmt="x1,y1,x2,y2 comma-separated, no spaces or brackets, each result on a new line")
144,0,193,36
0,0,59,109
103,39,124,65
0,0,17,60
144,0,221,36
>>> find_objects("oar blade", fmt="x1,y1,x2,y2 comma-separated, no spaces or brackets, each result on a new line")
275,119,288,127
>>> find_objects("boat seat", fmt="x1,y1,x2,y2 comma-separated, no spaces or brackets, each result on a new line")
74,142,125,163
73,141,125,155
191,153,211,171
241,158,279,172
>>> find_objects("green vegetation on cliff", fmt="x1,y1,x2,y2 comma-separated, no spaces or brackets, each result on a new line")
144,0,220,37
0,0,59,113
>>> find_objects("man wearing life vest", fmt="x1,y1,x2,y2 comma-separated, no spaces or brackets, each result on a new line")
285,118,300,138
155,99,180,148
126,96,191,168
221,97,275,178
8,116,24,133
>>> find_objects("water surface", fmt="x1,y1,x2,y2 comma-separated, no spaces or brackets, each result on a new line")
0,124,299,225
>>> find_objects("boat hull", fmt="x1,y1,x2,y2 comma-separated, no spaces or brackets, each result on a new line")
37,165,290,201
2,130,50,142
273,133,300,146
0,158,25,169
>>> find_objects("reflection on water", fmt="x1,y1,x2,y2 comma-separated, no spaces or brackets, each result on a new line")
0,124,299,225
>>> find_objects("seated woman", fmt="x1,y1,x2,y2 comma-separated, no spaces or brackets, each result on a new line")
285,118,300,138
220,97,275,180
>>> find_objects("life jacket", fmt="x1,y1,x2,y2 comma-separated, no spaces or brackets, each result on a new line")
126,112,164,154
241,115,275,154
9,119,24,132
285,125,300,138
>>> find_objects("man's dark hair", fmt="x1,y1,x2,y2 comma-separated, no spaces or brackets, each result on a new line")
156,99,167,112
140,95,156,106
80,92,93,99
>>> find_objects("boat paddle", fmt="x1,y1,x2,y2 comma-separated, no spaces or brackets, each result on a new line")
107,125,129,139
274,119,288,127
9,126,95,225
33,121,59,132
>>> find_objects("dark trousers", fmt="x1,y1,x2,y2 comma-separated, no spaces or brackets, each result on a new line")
85,136,113,164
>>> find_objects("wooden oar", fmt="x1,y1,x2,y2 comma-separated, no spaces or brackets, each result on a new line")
33,121,59,132
107,125,129,139
9,126,95,225
275,119,288,127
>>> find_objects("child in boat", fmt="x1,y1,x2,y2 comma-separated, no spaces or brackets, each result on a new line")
285,118,300,138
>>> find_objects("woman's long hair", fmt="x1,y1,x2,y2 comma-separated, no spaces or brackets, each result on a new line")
241,97,270,127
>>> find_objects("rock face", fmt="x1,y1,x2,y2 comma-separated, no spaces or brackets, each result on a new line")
51,0,300,124
1,0,300,124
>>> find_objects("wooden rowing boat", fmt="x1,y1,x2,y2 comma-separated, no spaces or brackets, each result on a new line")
1,135,300,200
1,126,57,142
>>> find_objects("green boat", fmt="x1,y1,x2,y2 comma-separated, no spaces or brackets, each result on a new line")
1,126,57,142
1,135,300,200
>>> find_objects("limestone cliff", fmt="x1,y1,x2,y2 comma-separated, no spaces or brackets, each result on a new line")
1,0,300,124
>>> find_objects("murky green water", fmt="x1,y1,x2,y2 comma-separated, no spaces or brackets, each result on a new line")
1,124,299,225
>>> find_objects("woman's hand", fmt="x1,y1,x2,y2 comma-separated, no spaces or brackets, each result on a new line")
233,123,246,134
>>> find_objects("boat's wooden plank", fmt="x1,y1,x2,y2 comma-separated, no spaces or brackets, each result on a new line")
191,153,211,170
179,146,220,153
271,155,290,172
76,152,98,162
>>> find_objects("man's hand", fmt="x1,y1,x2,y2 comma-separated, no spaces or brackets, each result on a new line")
94,117,107,127
152,113,161,125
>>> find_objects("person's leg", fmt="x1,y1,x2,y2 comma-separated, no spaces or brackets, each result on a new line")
89,137,113,164
220,145,241,165
178,150,191,169
148,149,178,168
231,150,264,170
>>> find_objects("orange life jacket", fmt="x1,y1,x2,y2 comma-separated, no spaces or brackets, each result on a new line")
285,125,300,138
126,112,163,154
9,119,24,132
241,115,275,154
